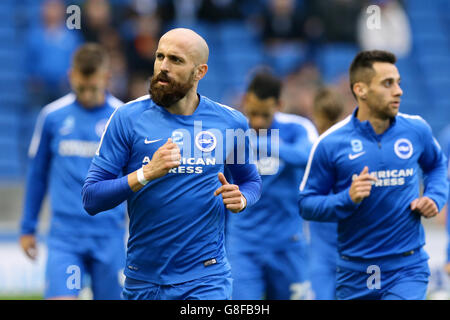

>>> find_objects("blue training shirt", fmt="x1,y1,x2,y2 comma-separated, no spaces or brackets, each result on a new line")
86,94,262,284
227,112,317,252
298,108,448,271
20,93,127,237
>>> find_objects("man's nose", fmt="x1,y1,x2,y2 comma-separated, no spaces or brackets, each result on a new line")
160,58,170,73
394,83,403,97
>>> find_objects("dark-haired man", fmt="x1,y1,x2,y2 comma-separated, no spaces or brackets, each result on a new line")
20,43,126,299
298,50,448,300
82,28,262,300
226,71,317,300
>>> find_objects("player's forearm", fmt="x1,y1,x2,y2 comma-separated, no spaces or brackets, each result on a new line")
20,163,48,234
227,163,262,208
298,188,359,222
238,177,262,209
82,163,134,215
422,161,449,212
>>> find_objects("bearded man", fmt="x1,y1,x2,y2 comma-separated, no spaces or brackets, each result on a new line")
82,28,262,300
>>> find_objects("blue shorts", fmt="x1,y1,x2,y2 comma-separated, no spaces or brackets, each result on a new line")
228,247,310,300
45,234,126,299
309,256,337,300
122,271,233,300
336,260,430,300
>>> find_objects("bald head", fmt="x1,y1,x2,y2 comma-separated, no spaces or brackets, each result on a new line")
159,28,209,65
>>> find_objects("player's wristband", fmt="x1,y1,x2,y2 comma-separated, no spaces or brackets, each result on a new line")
240,197,246,210
137,167,149,186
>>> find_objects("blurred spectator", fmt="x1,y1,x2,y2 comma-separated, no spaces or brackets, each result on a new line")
307,0,364,43
121,12,161,77
262,0,305,46
197,0,242,22
25,0,82,107
357,0,412,58
158,0,202,26
81,0,114,43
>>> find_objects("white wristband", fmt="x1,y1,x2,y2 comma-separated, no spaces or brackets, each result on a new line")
240,197,246,210
137,167,149,186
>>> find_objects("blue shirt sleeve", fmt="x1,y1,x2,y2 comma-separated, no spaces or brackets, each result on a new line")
20,113,52,235
93,106,132,175
82,106,135,215
82,163,133,216
225,116,262,209
278,124,317,167
418,121,449,211
226,163,262,209
298,140,359,222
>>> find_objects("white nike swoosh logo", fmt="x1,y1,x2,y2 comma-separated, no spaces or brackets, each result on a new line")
348,151,366,160
144,138,162,144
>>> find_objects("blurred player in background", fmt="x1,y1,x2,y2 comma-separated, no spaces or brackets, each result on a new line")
298,50,449,300
307,87,346,300
19,44,126,300
82,28,262,300
226,71,317,300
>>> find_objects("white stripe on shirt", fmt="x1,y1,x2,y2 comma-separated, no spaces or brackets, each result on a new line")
299,115,352,192
28,93,76,158
275,112,319,143
96,94,150,156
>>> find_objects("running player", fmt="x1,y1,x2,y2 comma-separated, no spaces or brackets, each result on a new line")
226,71,317,300
82,28,262,300
20,43,126,299
298,50,449,300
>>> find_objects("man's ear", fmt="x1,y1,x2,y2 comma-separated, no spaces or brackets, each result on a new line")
195,64,208,81
353,82,368,100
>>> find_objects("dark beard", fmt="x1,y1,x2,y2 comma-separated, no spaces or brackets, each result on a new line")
149,71,194,108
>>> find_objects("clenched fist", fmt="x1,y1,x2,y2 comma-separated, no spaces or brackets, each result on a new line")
142,138,181,181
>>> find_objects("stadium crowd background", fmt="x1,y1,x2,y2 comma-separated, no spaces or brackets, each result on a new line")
0,0,448,298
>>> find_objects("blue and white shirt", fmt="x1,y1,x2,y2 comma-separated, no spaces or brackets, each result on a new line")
85,94,262,284
227,112,317,252
298,108,448,270
21,93,126,237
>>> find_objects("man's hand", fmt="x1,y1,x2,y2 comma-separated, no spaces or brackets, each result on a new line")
214,172,247,213
20,234,37,260
349,166,377,204
410,196,438,218
143,138,181,181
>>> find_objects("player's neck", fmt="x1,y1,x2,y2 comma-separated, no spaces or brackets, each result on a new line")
357,104,390,135
165,90,199,116
77,95,106,110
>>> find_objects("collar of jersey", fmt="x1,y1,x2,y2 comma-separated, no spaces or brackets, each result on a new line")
73,91,111,112
351,107,397,140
